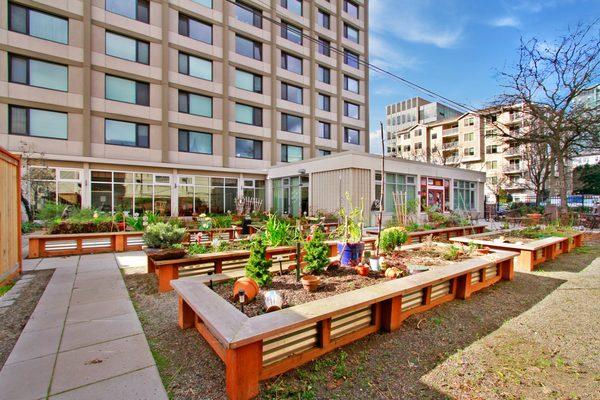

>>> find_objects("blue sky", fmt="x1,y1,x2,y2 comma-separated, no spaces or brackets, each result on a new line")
367,0,600,150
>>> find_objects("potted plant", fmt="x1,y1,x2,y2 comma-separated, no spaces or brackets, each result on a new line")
364,250,380,271
355,258,370,276
300,229,328,291
335,193,365,266
244,235,272,287
301,274,321,292
378,227,409,254
143,222,187,261
114,211,126,231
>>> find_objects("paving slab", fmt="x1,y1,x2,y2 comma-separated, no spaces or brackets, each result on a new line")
0,252,167,400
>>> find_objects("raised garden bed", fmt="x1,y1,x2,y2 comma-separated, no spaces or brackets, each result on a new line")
149,238,378,293
172,242,517,400
451,228,584,271
365,225,486,243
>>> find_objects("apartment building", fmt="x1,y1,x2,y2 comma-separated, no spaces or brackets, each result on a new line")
0,0,369,216
387,101,534,202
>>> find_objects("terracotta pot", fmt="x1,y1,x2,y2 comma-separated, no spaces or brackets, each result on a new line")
145,248,186,261
301,275,321,292
355,265,370,276
478,247,491,254
263,290,283,312
117,222,126,231
233,277,259,302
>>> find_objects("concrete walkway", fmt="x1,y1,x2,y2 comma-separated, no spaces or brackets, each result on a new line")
0,253,168,400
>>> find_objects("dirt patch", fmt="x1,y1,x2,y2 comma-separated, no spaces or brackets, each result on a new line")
0,270,53,369
212,268,387,318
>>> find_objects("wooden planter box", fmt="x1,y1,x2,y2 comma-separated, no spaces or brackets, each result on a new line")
365,225,486,243
149,237,378,293
28,231,145,259
248,222,339,235
450,229,584,271
172,243,517,400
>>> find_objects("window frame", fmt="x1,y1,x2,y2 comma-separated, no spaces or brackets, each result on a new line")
344,101,360,119
281,82,303,104
178,52,213,81
343,0,359,18
105,31,149,65
178,90,213,118
178,129,213,155
104,118,149,148
235,69,263,93
105,74,149,106
281,144,303,162
343,75,359,93
281,0,303,16
281,21,303,45
178,14,213,45
235,137,263,160
318,93,331,111
344,127,360,144
235,103,263,126
317,65,331,84
235,1,262,28
318,121,331,139
8,2,69,44
344,49,360,68
235,34,262,61
317,9,330,29
343,23,359,43
281,51,303,74
318,37,331,57
8,105,68,140
281,113,303,134
8,53,69,92
105,0,149,23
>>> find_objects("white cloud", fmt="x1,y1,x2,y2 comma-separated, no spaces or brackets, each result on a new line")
369,34,420,72
370,0,465,48
490,16,521,28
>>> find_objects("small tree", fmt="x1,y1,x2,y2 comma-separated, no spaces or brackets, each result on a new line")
245,235,272,286
303,229,329,274
521,141,553,205
573,162,600,194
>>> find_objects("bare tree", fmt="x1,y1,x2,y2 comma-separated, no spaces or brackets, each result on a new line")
430,144,462,166
520,141,553,205
18,142,48,222
491,19,600,211
485,174,510,207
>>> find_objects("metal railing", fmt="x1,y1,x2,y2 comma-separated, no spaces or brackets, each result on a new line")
442,127,459,136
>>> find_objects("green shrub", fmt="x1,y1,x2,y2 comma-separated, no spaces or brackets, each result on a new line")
38,202,68,224
245,235,272,286
187,243,210,255
303,229,329,275
143,222,186,249
443,245,462,261
126,211,161,231
263,214,296,247
211,214,233,228
378,227,408,253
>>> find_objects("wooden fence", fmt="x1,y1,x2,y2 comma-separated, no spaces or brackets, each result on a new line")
0,147,22,285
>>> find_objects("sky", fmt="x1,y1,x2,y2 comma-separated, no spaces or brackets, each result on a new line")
367,0,600,153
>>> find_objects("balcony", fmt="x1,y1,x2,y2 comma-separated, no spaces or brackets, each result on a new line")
503,164,523,173
442,127,459,136
442,141,459,150
504,147,521,157
446,156,460,164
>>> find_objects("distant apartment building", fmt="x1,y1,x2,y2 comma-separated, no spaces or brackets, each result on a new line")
574,83,600,109
0,0,370,216
386,100,534,202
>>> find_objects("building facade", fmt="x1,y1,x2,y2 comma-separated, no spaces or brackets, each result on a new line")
386,101,534,202
0,0,369,216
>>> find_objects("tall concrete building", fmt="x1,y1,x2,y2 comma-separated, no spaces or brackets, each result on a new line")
0,0,369,216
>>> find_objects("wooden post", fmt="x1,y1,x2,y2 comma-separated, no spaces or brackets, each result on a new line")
518,250,535,271
456,273,472,300
381,295,402,332
214,260,223,274
318,318,331,348
225,341,262,400
158,264,178,293
501,259,514,281
147,256,155,274
178,297,195,329
28,238,40,259
114,234,125,252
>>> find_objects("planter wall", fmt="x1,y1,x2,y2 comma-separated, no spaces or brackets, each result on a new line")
28,231,145,258
450,229,584,271
365,225,486,244
173,245,517,400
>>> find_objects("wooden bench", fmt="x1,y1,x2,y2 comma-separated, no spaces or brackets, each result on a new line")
451,229,584,271
172,244,517,400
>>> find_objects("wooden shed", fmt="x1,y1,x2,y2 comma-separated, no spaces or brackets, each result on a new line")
0,146,22,285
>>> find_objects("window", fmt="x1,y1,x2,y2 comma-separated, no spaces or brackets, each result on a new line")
486,161,498,170
463,132,474,141
241,179,266,208
235,138,262,159
344,0,359,18
106,31,149,64
235,104,262,126
344,24,359,43
9,105,67,139
281,52,303,74
281,144,303,162
317,10,330,29
281,83,303,104
281,22,302,45
106,0,149,23
317,65,330,84
344,101,360,119
344,127,360,144
415,142,423,150
318,37,331,56
464,147,475,156
281,0,302,16
432,132,438,139
178,91,213,117
318,149,331,157
318,94,331,111
178,130,212,154
376,173,417,212
179,14,212,44
104,119,149,148
486,145,499,154
344,49,359,68
105,75,149,106
235,69,262,93
192,0,212,7
281,113,303,134
9,3,68,44
178,52,212,80
403,145,411,152
9,55,68,92
453,180,476,210
318,121,331,139
236,35,262,60
177,176,238,215
272,176,308,215
25,167,82,213
235,1,262,28
344,75,359,93
464,117,475,126
414,129,422,137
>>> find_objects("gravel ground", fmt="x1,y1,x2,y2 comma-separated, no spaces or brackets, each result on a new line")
125,234,599,400
0,270,53,369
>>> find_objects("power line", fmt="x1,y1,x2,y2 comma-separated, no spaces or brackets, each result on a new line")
225,0,479,114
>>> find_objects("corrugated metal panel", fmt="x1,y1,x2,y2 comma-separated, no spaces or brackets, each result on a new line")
311,168,371,216
262,324,318,366
330,306,372,339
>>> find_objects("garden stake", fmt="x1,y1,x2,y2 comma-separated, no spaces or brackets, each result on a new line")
296,242,301,282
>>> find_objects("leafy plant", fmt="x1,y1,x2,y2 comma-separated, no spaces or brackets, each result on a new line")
143,222,186,249
303,229,329,275
37,202,68,225
126,211,161,231
187,243,210,256
263,214,296,247
378,227,408,253
211,214,233,228
336,192,364,244
443,245,462,261
245,235,272,286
